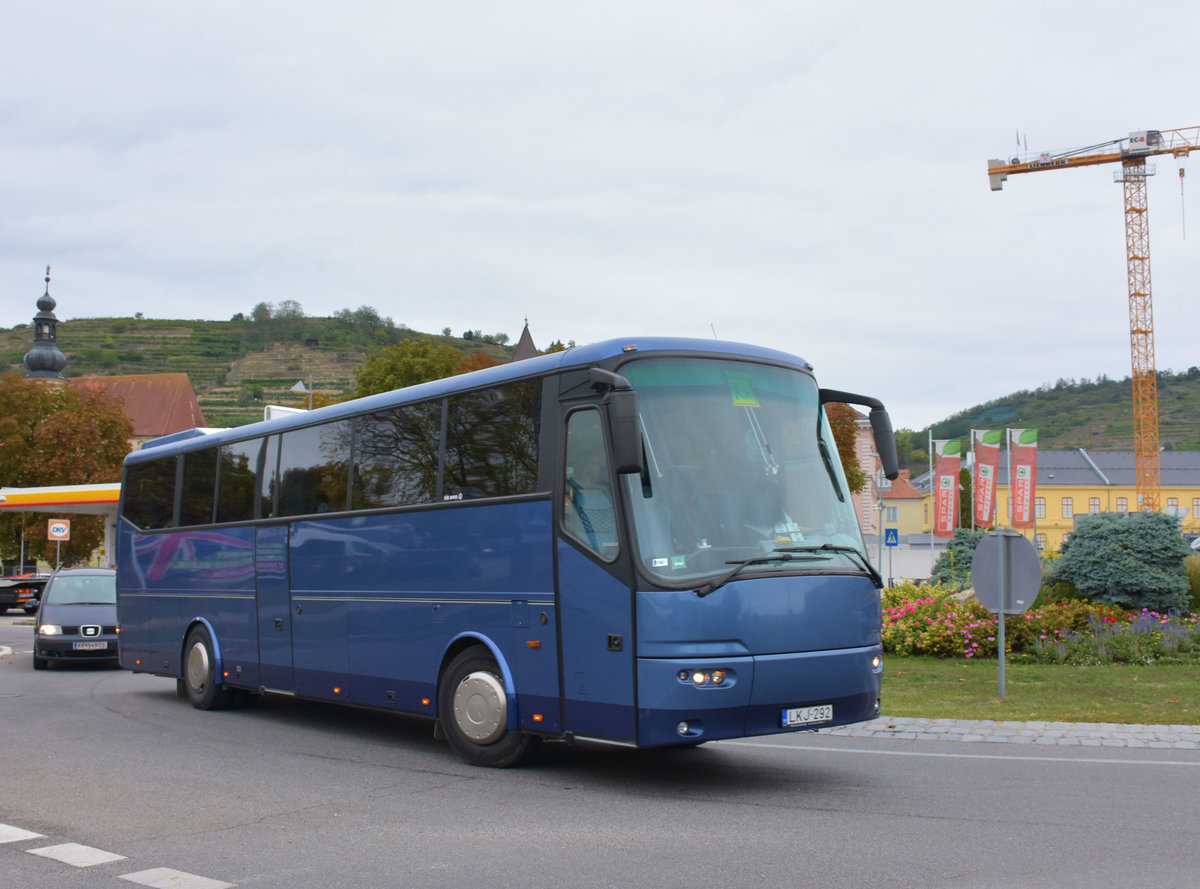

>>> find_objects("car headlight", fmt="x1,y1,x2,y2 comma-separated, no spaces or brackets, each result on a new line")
38,624,62,636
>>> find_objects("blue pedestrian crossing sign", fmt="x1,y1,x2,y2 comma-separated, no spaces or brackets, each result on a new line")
884,528,899,547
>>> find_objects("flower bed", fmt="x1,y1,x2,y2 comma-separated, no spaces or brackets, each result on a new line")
881,583,1200,664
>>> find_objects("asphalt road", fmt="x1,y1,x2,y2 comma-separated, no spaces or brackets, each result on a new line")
2,615,1199,888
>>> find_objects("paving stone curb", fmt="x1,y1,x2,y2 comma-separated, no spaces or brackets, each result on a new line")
819,716,1200,748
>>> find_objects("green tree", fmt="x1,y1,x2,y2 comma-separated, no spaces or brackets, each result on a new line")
959,466,973,531
0,373,134,565
1051,512,1191,611
353,339,464,397
931,528,986,590
893,428,929,477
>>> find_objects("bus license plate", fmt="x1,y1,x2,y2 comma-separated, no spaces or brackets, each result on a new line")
782,704,833,727
73,641,108,651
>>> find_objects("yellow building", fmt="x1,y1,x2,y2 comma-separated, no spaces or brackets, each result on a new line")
990,449,1200,551
879,469,927,537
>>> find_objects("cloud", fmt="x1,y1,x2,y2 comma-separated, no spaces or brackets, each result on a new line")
3,1,1198,430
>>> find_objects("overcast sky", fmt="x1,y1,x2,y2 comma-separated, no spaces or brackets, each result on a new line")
3,1,1197,430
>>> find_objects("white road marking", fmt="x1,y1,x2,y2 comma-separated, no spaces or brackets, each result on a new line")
0,823,44,843
719,739,1200,766
27,842,127,867
120,867,235,889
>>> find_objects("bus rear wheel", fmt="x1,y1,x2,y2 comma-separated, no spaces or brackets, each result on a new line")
183,626,235,711
439,646,539,768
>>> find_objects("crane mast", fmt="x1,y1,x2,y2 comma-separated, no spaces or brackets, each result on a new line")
988,126,1200,512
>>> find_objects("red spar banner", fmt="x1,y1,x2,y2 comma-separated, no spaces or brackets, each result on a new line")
933,439,962,539
972,429,1002,528
1009,428,1039,529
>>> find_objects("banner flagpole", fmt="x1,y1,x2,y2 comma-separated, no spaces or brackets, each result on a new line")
928,429,935,573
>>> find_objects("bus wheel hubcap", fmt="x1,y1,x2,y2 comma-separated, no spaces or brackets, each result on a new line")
187,643,209,692
453,671,506,744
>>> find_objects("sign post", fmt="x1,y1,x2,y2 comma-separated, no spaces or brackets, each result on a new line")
971,529,1040,700
47,518,71,569
884,528,898,587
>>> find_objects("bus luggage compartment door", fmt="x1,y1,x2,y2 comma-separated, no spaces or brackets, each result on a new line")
256,525,293,691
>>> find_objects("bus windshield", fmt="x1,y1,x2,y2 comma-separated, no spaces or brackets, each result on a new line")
622,357,867,584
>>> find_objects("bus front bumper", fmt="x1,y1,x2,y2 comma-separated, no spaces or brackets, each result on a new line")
636,645,882,748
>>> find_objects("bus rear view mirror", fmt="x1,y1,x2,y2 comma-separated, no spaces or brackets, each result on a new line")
589,368,644,475
819,388,900,481
607,387,643,475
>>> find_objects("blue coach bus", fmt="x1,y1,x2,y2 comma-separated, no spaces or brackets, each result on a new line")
116,337,899,766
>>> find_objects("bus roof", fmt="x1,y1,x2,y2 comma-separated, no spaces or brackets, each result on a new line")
129,336,811,461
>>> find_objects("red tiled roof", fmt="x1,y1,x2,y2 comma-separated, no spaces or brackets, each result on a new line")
882,468,922,500
69,374,205,438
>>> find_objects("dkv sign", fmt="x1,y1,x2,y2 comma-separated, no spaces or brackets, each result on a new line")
48,519,71,540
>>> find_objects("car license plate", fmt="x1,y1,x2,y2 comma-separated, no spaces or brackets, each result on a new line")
782,704,833,727
73,641,109,651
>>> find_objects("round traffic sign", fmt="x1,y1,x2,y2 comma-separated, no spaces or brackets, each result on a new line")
971,530,1040,614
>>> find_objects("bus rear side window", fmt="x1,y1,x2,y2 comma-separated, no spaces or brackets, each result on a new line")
179,448,218,526
216,439,262,523
278,422,352,516
123,456,178,530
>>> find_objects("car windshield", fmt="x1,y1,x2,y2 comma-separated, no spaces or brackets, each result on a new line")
44,574,117,605
621,357,868,584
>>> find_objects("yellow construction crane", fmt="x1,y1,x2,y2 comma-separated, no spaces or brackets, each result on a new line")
988,126,1200,512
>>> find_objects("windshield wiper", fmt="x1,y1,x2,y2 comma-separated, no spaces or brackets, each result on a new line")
775,544,883,587
694,550,831,598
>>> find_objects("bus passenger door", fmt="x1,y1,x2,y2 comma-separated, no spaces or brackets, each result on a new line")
256,525,293,691
557,408,637,743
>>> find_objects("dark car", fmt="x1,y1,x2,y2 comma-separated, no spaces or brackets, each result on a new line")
32,568,119,670
0,572,48,614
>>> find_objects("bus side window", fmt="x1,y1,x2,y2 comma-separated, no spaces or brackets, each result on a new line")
563,410,619,562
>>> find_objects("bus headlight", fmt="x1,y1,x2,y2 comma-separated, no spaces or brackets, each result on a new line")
677,668,731,687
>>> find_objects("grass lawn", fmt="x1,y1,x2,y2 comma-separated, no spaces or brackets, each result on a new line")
882,657,1200,724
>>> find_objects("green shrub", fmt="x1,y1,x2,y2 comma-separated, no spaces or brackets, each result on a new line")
1185,553,1200,613
930,528,986,590
1051,512,1191,612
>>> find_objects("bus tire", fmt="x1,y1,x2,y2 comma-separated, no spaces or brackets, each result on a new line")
183,625,235,711
439,646,539,768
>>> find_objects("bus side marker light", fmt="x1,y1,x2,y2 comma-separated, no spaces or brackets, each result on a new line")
421,698,431,707
333,687,342,695
526,640,541,649
533,714,544,723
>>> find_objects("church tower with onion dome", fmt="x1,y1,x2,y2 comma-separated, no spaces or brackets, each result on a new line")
23,266,68,381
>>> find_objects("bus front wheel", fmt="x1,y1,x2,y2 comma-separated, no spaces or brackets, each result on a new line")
183,626,235,711
439,646,539,768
